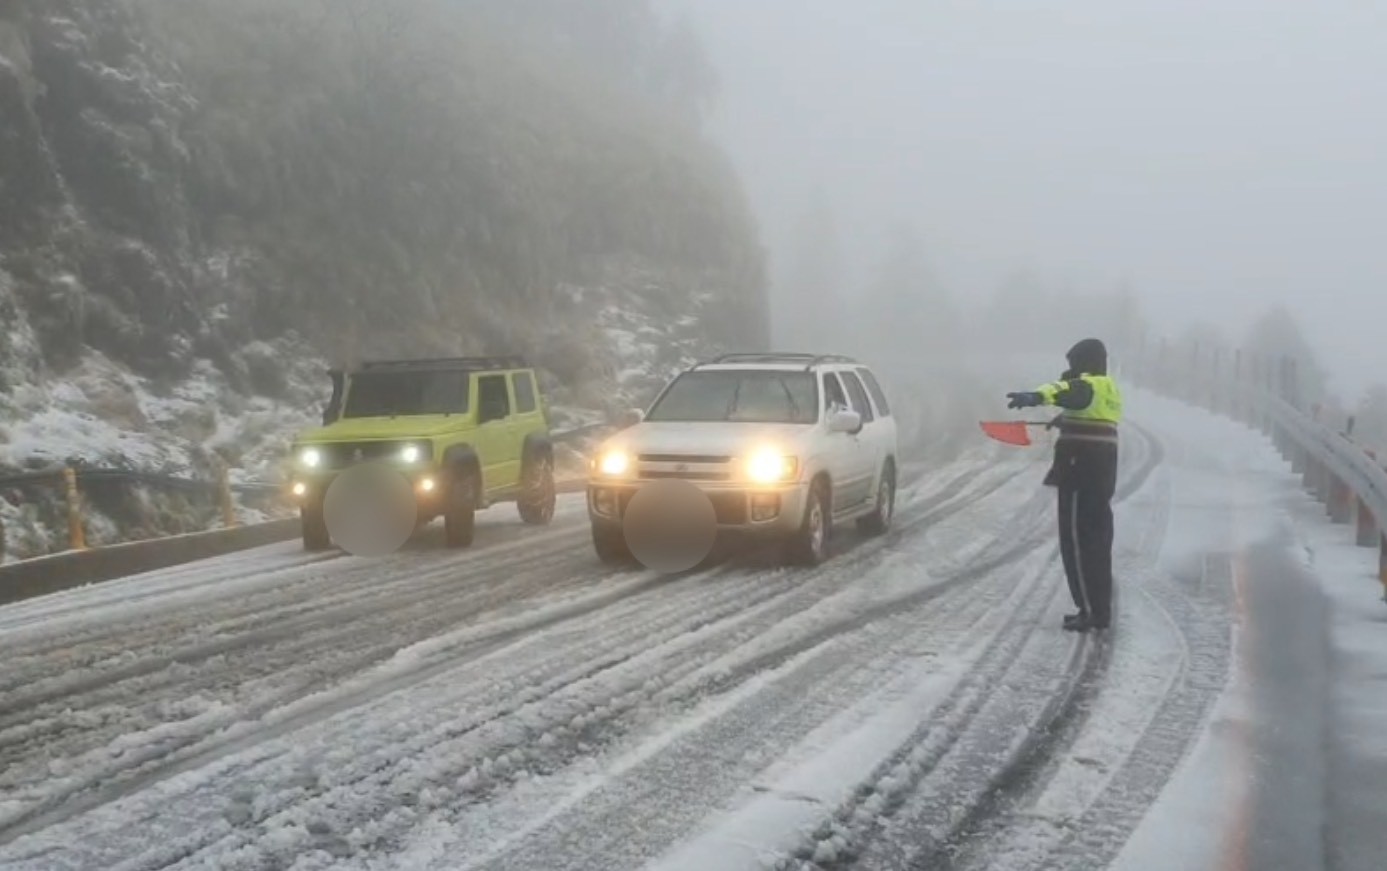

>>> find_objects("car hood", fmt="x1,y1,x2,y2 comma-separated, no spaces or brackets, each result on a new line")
296,415,471,443
611,421,813,457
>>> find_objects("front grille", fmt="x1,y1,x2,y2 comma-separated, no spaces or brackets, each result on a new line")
641,469,730,482
635,452,734,482
321,440,411,469
638,453,731,464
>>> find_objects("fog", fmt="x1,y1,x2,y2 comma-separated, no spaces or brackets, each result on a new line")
666,0,1387,398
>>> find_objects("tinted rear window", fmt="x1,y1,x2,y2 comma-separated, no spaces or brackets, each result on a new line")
839,371,876,423
857,368,892,416
512,372,537,413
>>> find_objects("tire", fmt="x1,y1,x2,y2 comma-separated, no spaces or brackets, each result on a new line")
785,480,831,566
592,523,633,565
857,463,896,537
517,454,557,525
301,501,330,551
444,468,477,548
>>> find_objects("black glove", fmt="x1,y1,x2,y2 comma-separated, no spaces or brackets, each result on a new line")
1006,391,1043,410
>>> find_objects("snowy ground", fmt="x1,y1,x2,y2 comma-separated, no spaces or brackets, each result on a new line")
1,388,1384,869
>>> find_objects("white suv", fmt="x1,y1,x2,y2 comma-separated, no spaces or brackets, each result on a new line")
586,353,899,566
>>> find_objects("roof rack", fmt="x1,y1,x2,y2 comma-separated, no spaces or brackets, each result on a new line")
697,352,858,371
348,355,529,373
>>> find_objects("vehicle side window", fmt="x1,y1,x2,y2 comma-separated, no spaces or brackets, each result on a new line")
857,368,892,417
512,372,537,413
823,373,849,412
478,374,511,422
839,371,876,424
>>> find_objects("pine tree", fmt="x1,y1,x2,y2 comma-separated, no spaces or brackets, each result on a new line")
1244,306,1328,406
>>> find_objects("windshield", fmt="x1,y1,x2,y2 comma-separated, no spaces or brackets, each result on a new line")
341,370,470,418
645,370,819,424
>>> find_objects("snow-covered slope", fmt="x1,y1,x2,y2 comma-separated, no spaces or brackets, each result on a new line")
0,0,767,558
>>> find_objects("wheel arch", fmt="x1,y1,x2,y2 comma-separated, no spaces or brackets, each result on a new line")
810,469,833,510
441,443,482,504
522,431,554,467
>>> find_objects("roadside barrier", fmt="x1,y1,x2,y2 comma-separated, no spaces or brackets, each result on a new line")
1126,343,1387,601
0,424,608,603
0,463,282,559
0,519,300,607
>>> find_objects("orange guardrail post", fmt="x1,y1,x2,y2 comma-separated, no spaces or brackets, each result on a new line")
1357,496,1378,547
1380,535,1387,602
217,462,238,528
63,467,87,550
1359,451,1380,547
1329,475,1352,524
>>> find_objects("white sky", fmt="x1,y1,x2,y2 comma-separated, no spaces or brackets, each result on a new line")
669,0,1387,399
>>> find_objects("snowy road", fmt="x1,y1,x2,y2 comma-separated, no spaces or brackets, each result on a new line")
2,393,1379,870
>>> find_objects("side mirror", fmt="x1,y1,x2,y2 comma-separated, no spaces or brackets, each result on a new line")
619,408,645,429
827,408,862,434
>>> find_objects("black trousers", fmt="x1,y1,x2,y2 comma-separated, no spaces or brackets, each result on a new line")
1057,486,1114,625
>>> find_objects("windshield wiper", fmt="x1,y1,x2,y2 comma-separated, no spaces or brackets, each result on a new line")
725,380,743,420
777,378,802,421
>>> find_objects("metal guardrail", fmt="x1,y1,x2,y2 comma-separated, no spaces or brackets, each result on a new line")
1254,390,1387,529
0,424,608,563
0,519,302,607
1134,354,1387,600
0,466,280,495
0,463,268,556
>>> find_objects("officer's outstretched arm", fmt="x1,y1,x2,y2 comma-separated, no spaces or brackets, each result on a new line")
1035,378,1095,411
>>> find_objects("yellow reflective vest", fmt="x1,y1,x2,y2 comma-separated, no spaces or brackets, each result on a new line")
1035,374,1123,442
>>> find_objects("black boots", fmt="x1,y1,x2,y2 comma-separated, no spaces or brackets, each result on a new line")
1063,612,1110,632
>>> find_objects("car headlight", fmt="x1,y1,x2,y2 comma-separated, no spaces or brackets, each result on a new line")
400,444,422,464
597,449,631,476
299,447,322,469
746,449,797,484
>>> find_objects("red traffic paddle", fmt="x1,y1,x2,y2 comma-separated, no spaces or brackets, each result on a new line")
979,420,1051,447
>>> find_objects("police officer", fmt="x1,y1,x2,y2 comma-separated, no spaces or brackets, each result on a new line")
1007,338,1123,632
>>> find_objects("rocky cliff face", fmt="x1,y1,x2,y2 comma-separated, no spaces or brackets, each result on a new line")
0,0,766,558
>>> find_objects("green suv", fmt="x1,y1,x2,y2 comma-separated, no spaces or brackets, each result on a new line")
287,356,556,551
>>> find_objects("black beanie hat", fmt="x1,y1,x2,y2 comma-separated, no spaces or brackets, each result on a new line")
1066,338,1108,375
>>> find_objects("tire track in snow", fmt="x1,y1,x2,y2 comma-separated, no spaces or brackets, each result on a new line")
847,420,1230,871
0,503,590,661
959,427,1234,871
2,451,1012,725
0,526,585,701
769,423,1165,870
1032,553,1233,870
348,496,1062,871
141,467,1046,868
0,525,607,776
0,455,1026,855
896,439,1181,871
880,425,1173,870
0,457,1004,776
0,548,345,636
